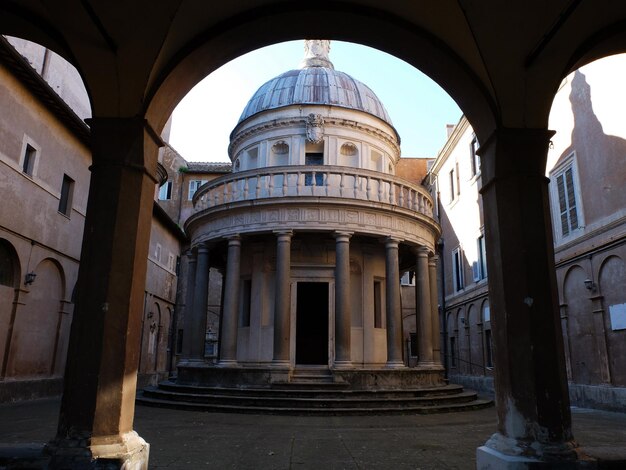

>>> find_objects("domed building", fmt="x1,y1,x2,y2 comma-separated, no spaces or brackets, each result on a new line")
144,41,485,411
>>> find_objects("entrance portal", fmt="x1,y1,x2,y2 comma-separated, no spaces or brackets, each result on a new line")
296,282,329,365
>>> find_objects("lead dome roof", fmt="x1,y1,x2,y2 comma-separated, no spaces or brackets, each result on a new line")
237,41,393,126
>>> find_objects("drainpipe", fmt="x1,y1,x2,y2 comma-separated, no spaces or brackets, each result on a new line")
436,190,449,381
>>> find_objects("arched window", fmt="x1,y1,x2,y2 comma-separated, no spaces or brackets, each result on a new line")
0,241,16,287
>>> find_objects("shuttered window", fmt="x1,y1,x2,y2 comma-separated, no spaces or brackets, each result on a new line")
556,166,579,237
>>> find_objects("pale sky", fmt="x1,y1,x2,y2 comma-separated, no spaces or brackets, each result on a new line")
169,40,462,163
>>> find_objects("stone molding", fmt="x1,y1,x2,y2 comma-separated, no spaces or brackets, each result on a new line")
187,201,438,251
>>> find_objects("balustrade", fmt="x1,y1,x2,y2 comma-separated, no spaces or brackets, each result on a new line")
192,165,434,218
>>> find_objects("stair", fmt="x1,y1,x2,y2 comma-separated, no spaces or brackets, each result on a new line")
137,380,493,415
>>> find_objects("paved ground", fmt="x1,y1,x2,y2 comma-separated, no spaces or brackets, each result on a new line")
0,399,626,469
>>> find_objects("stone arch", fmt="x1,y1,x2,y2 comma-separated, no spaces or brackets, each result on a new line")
0,238,20,288
6,257,65,379
563,264,601,385
144,6,497,141
598,255,626,385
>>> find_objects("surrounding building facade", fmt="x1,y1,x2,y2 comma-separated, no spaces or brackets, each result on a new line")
0,36,184,398
429,54,626,411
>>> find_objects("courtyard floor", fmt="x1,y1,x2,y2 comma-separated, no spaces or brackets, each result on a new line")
0,398,626,469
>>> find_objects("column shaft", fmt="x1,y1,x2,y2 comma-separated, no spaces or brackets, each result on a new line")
273,231,292,365
429,255,441,365
477,128,576,463
416,247,434,366
334,232,352,367
180,251,197,360
50,117,155,466
385,238,404,367
189,244,210,361
219,236,241,365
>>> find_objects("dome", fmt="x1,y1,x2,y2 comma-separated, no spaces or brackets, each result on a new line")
237,41,393,126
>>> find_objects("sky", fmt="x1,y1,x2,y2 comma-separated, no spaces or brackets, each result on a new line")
169,40,462,163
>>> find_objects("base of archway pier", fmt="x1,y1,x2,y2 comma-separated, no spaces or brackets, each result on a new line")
44,431,149,469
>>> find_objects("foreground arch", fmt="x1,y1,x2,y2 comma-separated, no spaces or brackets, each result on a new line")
2,1,626,468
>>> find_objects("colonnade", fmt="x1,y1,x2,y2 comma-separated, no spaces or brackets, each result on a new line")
179,231,441,369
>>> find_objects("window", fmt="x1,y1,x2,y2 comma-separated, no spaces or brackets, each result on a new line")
58,174,74,216
455,162,461,196
158,181,172,200
485,329,493,368
305,152,324,186
374,280,383,328
452,247,464,291
0,242,15,287
450,337,457,367
188,179,207,200
240,279,252,327
551,159,581,239
176,329,184,354
449,168,455,202
472,234,487,281
400,271,415,286
154,243,162,262
409,332,417,357
470,135,480,176
22,143,36,175
167,253,176,271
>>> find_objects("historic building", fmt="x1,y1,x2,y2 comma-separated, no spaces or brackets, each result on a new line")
165,41,445,390
429,54,626,412
4,2,626,467
0,36,183,398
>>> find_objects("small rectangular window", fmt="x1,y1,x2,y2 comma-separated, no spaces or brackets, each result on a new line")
58,174,74,216
176,329,184,354
374,280,383,328
450,336,457,367
155,243,162,262
449,168,455,202
452,247,464,292
472,234,488,282
240,279,252,327
409,332,418,357
159,181,173,200
485,329,493,368
305,152,324,186
556,167,579,237
455,162,461,196
188,180,207,200
168,253,176,271
470,136,480,176
22,144,36,175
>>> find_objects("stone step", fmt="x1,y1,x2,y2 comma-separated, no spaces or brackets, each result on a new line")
155,381,464,398
136,394,493,416
140,388,480,409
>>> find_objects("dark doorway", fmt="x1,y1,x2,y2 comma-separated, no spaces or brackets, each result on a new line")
296,282,329,365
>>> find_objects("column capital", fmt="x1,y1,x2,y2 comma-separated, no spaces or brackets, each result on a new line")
334,231,353,241
412,245,431,257
185,249,196,261
195,243,210,254
429,254,440,265
273,229,293,242
226,234,241,246
383,236,402,249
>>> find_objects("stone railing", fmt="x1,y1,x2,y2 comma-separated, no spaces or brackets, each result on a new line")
192,165,434,218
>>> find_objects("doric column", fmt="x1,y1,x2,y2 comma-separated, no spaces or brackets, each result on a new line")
180,249,197,360
273,230,293,366
334,231,352,368
189,243,210,361
48,117,154,468
384,237,404,368
416,246,435,367
429,254,441,365
476,128,577,466
219,235,241,366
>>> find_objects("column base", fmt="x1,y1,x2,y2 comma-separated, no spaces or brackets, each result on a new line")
477,432,579,469
270,360,291,368
333,360,353,369
417,360,437,368
385,360,406,369
217,359,239,367
46,431,149,469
